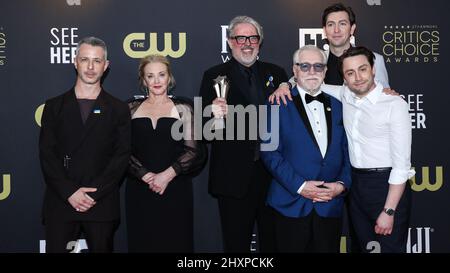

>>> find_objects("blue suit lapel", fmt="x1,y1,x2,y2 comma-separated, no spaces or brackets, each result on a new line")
323,93,332,157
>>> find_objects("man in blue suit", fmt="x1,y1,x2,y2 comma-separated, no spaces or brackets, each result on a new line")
260,45,351,252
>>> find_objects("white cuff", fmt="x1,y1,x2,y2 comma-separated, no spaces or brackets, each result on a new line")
388,168,416,185
297,181,306,194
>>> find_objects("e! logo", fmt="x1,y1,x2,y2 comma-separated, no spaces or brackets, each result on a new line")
123,32,186,59
410,166,443,192
1,174,11,201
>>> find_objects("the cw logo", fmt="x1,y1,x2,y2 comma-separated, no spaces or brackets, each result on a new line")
66,0,81,6
35,104,45,127
1,174,11,201
339,236,347,253
123,33,186,59
410,166,443,192
367,0,381,5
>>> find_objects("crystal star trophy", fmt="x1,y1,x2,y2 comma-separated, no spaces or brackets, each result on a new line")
212,75,229,130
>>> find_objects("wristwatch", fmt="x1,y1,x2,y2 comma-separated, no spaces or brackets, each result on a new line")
279,82,292,89
383,208,395,216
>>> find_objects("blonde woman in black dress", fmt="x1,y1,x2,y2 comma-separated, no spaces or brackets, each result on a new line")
126,55,206,252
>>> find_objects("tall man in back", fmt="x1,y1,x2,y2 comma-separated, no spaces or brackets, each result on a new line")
275,2,390,104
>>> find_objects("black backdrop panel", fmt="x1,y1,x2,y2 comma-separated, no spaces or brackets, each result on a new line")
0,0,448,252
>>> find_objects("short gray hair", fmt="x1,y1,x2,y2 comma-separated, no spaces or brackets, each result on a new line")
293,45,327,64
227,16,264,42
75,36,108,60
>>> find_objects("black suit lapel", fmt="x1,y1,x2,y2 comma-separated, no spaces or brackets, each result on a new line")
62,90,84,153
292,94,321,152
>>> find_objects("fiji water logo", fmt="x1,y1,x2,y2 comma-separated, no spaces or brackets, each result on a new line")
407,227,432,253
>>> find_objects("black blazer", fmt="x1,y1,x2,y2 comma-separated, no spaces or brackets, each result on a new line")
199,58,288,198
39,88,131,222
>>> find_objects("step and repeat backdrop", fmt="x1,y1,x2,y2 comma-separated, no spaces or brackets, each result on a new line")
0,0,448,252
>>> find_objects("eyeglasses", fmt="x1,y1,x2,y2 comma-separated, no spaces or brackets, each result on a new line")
231,35,261,45
295,62,326,73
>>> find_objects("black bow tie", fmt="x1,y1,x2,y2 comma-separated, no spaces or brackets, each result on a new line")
305,92,326,104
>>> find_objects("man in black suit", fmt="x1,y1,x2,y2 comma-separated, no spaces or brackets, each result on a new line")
39,37,131,253
199,16,288,252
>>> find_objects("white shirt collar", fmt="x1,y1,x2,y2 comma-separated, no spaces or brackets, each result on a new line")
344,81,383,105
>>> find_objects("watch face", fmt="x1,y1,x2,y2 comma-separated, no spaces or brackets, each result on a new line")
385,208,395,216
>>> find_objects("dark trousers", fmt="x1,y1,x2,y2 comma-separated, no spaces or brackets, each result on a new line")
344,196,362,253
217,174,276,253
274,208,342,253
45,221,119,253
349,169,411,253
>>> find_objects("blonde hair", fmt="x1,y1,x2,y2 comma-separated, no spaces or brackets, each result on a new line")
138,54,176,91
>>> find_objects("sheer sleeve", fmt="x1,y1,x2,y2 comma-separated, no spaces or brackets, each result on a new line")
129,155,149,179
128,98,144,118
171,98,207,175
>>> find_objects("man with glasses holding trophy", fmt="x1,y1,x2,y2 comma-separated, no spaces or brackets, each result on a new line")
199,15,287,252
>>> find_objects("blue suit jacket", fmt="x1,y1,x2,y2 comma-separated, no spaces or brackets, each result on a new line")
260,87,351,218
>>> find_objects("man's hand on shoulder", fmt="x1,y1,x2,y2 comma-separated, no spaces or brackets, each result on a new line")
269,83,292,106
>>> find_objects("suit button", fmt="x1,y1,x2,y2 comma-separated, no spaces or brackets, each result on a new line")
322,162,327,166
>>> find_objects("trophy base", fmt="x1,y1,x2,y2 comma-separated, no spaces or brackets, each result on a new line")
213,118,225,130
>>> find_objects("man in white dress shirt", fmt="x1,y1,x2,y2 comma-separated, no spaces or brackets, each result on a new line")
338,46,414,253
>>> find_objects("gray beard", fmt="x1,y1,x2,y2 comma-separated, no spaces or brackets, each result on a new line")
306,87,321,96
